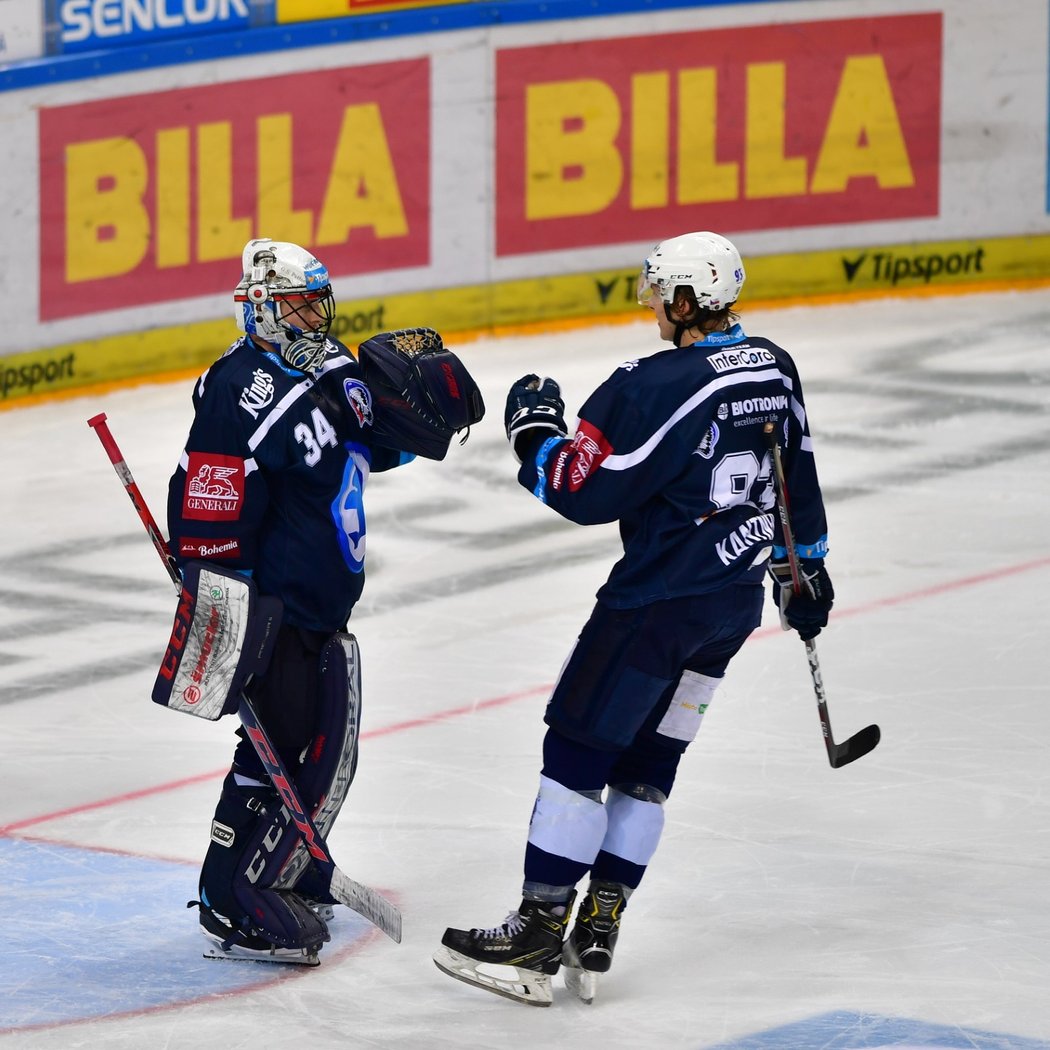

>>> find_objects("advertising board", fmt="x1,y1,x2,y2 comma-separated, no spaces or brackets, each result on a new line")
1,0,1048,404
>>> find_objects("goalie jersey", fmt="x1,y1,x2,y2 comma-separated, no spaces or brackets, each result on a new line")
517,324,828,608
167,336,411,632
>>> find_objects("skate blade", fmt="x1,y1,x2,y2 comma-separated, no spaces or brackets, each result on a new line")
202,935,320,967
432,945,553,1006
563,964,599,1004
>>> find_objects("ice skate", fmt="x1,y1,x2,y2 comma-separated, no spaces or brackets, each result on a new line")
433,896,574,1006
302,897,336,923
196,901,324,966
562,881,626,1003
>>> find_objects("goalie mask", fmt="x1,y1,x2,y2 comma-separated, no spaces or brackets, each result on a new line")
235,239,336,375
358,328,486,461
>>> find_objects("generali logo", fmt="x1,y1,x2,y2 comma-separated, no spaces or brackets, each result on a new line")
183,452,245,521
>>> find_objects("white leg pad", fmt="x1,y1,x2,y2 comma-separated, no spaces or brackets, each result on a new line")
527,774,608,865
598,788,665,866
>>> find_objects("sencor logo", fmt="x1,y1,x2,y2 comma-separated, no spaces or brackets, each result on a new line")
60,0,251,48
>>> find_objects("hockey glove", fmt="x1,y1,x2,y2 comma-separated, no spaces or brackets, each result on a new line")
768,558,834,641
505,374,567,463
359,328,485,461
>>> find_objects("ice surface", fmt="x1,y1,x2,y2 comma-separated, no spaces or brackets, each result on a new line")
2,290,1049,1049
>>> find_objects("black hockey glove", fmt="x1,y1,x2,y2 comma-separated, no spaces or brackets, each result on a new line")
505,374,567,463
768,558,834,641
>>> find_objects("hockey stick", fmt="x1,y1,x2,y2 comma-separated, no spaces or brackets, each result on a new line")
87,412,402,942
762,422,880,769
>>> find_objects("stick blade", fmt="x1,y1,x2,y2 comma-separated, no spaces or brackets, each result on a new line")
329,868,402,943
830,723,880,768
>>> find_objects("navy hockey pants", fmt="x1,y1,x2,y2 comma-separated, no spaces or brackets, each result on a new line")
543,583,764,769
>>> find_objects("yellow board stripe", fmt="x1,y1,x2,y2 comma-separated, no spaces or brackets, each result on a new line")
4,232,1050,411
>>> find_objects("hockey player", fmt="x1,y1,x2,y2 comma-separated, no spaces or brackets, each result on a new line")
433,231,834,1005
164,239,482,964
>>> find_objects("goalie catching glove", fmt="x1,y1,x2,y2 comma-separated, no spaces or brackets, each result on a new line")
505,374,567,463
768,558,834,641
358,328,485,461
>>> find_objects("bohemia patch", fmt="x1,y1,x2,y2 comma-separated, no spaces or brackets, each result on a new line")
183,453,245,521
179,537,241,560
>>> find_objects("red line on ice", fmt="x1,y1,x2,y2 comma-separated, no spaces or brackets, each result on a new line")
3,554,1048,837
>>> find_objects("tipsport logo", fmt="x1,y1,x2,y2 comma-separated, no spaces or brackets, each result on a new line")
841,246,985,286
1,353,76,400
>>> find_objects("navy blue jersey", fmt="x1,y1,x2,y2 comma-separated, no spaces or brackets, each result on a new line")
167,336,411,632
517,324,828,608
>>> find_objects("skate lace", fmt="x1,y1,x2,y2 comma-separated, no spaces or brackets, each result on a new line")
476,911,527,940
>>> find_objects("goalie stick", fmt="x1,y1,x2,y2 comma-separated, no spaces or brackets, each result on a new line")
87,412,402,942
762,422,880,769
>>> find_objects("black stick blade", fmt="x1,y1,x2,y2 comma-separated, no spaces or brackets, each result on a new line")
830,723,881,768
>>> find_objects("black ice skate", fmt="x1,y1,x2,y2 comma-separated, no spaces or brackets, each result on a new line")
562,881,626,1003
433,896,574,1006
196,901,324,966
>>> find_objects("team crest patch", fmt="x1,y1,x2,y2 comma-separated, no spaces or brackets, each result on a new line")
344,378,373,427
567,420,614,492
183,453,245,521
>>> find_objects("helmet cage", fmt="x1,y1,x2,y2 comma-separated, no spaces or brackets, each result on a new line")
234,240,336,375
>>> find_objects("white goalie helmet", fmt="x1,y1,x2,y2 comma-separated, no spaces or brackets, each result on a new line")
234,239,336,374
637,231,746,312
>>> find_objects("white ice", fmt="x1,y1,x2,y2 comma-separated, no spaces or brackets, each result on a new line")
1,289,1049,1049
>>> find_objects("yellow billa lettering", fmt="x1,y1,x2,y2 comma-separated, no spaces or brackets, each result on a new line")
257,113,313,246
156,127,190,269
745,62,807,199
65,137,150,282
677,67,738,204
525,80,622,221
197,121,251,262
810,54,914,193
316,103,408,244
630,71,669,209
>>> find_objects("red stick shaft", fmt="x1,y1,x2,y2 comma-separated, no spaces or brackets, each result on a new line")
87,412,181,591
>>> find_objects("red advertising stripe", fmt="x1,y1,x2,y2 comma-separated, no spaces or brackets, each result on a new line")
38,60,430,321
495,14,941,256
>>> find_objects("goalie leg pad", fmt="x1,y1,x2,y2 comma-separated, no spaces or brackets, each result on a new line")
198,772,330,952
274,633,362,895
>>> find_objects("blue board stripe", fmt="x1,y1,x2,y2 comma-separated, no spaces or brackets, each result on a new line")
5,0,795,93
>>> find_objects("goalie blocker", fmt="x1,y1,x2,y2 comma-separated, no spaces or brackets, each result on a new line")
152,561,282,720
358,328,485,461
